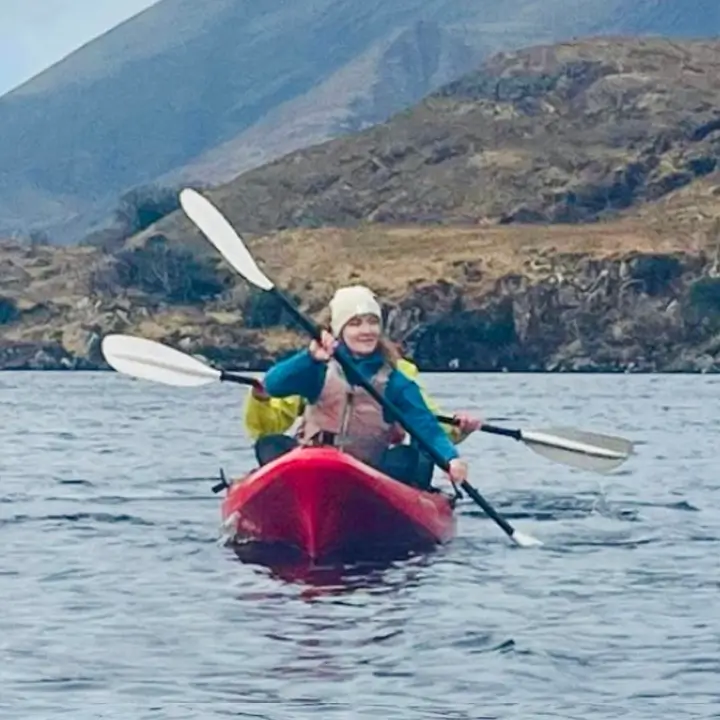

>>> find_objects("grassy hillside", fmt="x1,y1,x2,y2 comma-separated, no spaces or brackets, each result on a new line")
3,182,720,371
140,37,720,241
0,0,717,242
3,37,720,372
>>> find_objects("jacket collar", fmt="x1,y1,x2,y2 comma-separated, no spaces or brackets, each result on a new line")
336,342,385,376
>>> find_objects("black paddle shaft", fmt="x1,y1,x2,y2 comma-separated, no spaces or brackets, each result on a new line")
270,289,524,538
219,370,262,389
477,424,522,441
271,288,527,442
221,365,519,441
269,288,454,466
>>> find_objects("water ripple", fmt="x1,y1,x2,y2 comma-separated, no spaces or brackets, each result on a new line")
1,371,719,718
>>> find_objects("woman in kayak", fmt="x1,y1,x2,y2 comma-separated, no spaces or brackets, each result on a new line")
247,285,479,490
245,362,476,446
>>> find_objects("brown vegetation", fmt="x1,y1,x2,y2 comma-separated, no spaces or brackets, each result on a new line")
3,38,720,371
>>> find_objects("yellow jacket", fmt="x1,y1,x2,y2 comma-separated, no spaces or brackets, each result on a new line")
243,358,467,444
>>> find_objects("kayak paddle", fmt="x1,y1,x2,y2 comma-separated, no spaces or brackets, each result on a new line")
100,334,262,390
178,187,544,549
100,334,482,427
101,334,633,475
476,425,632,475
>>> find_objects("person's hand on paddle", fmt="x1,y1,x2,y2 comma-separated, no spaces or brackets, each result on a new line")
309,329,337,362
453,412,482,434
447,458,468,486
388,423,406,445
251,382,270,401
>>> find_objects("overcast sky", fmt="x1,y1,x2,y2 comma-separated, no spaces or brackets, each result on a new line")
0,1,159,95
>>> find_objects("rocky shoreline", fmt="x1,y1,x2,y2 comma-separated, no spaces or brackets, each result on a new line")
4,243,720,373
5,39,720,373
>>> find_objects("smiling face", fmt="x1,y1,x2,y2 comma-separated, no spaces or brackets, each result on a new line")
341,314,381,356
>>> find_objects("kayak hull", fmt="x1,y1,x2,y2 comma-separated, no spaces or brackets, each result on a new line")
220,446,455,563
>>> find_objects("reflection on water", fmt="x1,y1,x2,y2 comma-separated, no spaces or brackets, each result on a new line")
233,548,437,600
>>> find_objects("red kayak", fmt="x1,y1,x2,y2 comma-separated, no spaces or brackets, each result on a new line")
219,446,456,563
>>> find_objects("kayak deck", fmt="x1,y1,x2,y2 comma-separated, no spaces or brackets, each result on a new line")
220,446,455,563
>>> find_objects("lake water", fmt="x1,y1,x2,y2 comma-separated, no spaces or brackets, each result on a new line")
1,371,718,719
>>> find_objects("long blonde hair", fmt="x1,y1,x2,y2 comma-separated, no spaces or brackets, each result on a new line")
377,336,401,367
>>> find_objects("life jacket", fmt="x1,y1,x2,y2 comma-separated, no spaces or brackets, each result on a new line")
297,359,402,465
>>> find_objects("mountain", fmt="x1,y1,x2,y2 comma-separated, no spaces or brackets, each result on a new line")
1,0,718,243
4,37,720,374
137,36,720,242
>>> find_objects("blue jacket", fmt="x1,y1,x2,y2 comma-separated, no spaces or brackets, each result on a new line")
263,346,459,466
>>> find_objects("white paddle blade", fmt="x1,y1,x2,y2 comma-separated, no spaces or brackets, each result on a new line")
521,427,633,474
101,334,220,387
511,530,544,548
179,188,274,291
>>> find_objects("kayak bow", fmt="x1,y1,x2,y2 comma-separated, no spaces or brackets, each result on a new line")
219,446,455,563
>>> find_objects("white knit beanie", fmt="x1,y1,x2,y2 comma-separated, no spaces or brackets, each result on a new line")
329,285,382,336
